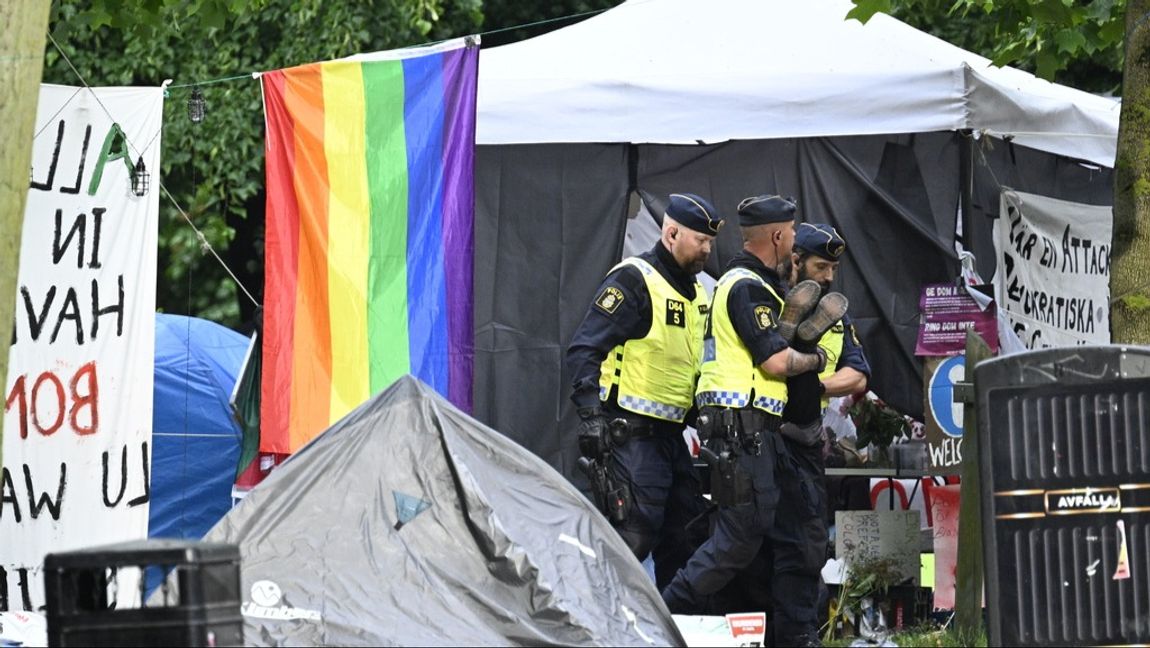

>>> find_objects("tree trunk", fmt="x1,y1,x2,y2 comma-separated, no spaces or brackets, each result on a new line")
0,2,52,461
1112,0,1150,344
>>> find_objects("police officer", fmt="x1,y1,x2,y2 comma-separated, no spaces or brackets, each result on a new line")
660,194,830,615
767,222,870,646
565,193,724,588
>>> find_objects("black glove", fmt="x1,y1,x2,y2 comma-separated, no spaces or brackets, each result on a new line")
577,407,609,459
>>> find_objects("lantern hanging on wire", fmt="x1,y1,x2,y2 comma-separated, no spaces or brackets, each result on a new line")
130,156,150,197
188,87,206,123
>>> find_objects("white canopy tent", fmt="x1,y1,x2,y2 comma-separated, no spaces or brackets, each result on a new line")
478,0,1119,167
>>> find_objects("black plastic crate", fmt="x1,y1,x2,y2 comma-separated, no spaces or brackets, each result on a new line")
44,539,242,647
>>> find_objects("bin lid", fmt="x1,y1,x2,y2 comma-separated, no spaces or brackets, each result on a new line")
44,539,239,569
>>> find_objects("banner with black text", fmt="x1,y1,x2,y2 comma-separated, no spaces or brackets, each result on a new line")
995,190,1111,349
2,85,162,610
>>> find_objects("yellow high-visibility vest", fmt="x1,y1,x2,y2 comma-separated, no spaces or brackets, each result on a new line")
597,258,708,422
695,267,788,416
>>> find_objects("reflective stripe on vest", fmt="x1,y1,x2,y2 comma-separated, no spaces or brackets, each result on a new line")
597,257,707,423
696,267,788,414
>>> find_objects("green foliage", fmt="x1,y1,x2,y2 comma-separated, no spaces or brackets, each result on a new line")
823,556,909,643
45,0,484,327
850,0,1125,94
478,0,622,46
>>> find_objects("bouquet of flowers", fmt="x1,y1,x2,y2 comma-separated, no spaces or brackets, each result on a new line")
848,393,911,452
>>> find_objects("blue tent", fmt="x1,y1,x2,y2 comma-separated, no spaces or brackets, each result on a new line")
149,314,250,540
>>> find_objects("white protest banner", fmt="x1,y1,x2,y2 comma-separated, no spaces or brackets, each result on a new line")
2,85,162,610
995,189,1111,349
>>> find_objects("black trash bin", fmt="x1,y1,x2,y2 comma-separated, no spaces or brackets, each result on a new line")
43,539,242,647
976,345,1150,646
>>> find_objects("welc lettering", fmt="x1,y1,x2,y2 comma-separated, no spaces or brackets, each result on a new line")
929,438,962,468
4,361,99,440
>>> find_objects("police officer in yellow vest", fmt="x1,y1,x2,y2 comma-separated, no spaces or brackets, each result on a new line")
566,193,724,588
769,222,871,646
661,194,831,616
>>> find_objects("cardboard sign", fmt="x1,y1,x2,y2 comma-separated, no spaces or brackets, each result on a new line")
836,510,920,587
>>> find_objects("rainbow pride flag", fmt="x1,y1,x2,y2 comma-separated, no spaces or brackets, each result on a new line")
260,40,478,453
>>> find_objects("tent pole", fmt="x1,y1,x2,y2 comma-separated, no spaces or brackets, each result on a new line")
958,129,974,251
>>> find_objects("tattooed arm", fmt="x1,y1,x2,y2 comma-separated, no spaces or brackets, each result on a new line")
761,346,826,378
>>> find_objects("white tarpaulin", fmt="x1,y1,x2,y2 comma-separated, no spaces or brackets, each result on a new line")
478,0,1120,166
994,189,1111,349
2,84,163,610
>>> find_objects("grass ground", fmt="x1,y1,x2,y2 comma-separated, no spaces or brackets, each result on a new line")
825,623,987,647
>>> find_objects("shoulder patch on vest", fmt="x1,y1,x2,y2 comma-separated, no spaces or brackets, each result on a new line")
666,298,686,327
698,303,709,315
595,286,625,315
831,322,844,334
754,305,776,330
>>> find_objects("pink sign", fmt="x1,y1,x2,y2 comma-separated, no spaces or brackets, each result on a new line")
929,484,961,610
915,283,998,356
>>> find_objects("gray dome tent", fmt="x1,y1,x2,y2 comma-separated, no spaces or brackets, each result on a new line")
202,375,681,646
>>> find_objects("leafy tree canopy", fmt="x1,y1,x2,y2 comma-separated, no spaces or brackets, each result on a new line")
849,0,1125,94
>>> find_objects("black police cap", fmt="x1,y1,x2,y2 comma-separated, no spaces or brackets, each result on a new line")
666,193,724,235
795,222,846,260
736,195,797,226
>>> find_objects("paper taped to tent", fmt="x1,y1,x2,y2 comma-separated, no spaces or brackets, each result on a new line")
471,0,1119,479
198,375,682,646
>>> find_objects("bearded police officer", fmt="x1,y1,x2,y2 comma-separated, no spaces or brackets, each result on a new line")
565,193,723,588
660,194,831,616
765,222,870,646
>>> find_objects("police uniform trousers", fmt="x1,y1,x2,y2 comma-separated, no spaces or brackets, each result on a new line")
765,435,828,643
607,423,709,590
660,409,789,614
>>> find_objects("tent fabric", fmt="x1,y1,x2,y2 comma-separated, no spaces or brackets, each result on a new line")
202,374,681,646
472,134,1112,477
477,0,1120,167
150,314,249,541
474,143,632,478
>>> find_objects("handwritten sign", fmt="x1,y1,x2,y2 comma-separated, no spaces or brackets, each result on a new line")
929,484,961,610
835,510,920,587
915,283,997,356
995,190,1111,349
2,85,162,610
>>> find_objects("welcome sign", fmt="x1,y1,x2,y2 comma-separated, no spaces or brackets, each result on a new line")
2,85,162,610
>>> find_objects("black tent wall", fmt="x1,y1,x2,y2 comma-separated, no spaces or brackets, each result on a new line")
474,133,1113,479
